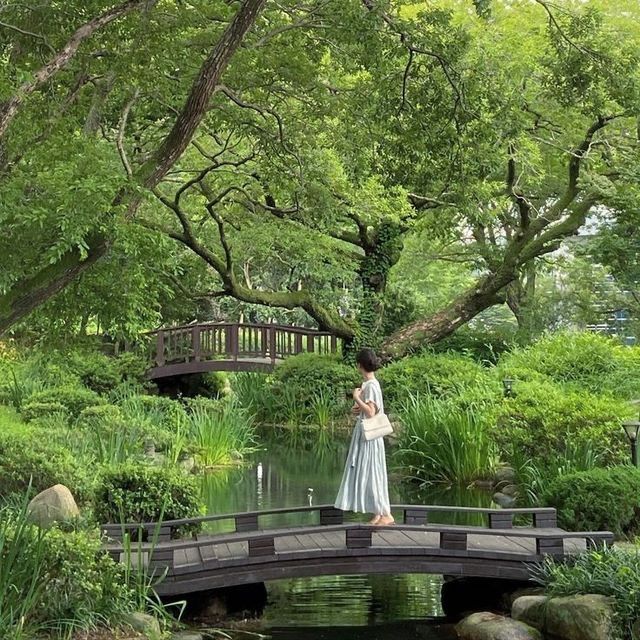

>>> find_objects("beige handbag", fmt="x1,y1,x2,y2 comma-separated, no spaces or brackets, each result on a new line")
362,412,393,441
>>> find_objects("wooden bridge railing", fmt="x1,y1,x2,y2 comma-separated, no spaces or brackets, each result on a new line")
102,503,562,544
149,322,338,369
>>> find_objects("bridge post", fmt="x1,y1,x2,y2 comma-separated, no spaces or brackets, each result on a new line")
155,331,165,367
248,536,275,557
536,537,563,557
192,326,201,362
533,511,557,528
320,507,343,526
440,531,468,551
404,508,428,525
235,513,259,532
346,527,372,549
269,325,277,364
488,512,513,529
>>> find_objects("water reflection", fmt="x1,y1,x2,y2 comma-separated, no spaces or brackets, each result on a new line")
199,435,492,636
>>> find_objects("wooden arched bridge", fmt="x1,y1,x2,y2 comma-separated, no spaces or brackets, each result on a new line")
147,322,338,380
103,504,613,597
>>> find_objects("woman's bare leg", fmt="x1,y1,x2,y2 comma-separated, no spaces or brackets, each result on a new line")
377,514,395,525
369,514,381,525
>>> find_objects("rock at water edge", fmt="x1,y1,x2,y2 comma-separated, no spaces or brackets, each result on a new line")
456,611,543,640
123,612,162,640
545,594,614,640
171,633,204,640
26,484,79,529
512,595,548,630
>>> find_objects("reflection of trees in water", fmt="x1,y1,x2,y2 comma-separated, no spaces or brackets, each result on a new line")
265,573,445,627
201,440,494,531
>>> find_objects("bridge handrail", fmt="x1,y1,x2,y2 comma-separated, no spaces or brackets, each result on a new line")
105,521,614,555
146,322,335,337
100,503,559,535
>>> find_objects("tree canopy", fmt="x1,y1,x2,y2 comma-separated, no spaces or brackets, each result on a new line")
1,0,639,352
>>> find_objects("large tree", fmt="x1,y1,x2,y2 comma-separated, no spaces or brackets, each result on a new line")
0,0,267,333
2,0,640,356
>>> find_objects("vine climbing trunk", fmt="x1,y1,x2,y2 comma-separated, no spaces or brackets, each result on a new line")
347,221,404,357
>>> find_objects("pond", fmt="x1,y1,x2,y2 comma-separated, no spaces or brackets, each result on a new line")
197,431,494,640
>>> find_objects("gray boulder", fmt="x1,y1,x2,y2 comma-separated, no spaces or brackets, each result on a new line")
123,612,162,639
171,633,204,640
456,612,542,640
493,492,517,508
545,594,614,640
27,484,79,528
512,595,549,630
494,466,517,484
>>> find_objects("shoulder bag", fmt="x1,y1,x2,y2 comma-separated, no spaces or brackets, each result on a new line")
362,412,393,441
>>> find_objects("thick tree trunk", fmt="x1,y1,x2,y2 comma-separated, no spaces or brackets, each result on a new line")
380,270,513,359
0,235,109,334
0,0,267,336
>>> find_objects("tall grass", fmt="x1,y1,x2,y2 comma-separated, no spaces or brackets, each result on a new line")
395,395,498,486
0,490,49,639
232,372,277,423
184,400,256,467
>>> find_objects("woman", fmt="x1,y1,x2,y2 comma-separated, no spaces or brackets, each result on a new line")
334,348,394,525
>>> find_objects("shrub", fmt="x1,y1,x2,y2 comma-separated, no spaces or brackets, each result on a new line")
21,400,69,423
395,395,499,485
431,324,517,364
499,332,640,399
114,350,150,386
271,353,359,418
379,352,499,408
66,350,122,394
0,427,92,501
537,547,640,640
29,527,134,631
543,466,640,537
495,380,629,466
77,403,126,429
24,385,104,418
0,499,134,637
94,463,203,534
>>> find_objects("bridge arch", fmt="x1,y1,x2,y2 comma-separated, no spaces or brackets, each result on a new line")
147,322,339,380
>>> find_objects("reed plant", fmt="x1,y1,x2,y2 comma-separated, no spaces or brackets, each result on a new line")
184,399,256,467
395,395,499,486
0,491,48,639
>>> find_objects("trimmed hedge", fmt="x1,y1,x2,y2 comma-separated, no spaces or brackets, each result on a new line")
495,380,629,466
500,332,640,399
378,352,499,407
94,463,203,535
543,467,640,537
0,427,92,501
24,386,104,419
272,353,359,409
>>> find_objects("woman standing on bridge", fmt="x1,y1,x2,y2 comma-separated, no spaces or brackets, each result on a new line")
335,348,394,526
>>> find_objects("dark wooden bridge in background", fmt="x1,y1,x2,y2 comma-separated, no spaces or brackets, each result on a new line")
103,504,613,596
147,322,338,380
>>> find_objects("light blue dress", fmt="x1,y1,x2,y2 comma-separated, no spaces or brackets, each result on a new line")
334,378,391,515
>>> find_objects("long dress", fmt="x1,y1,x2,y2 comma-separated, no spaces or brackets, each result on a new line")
334,378,391,515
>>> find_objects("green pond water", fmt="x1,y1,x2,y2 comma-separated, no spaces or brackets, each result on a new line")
197,432,494,640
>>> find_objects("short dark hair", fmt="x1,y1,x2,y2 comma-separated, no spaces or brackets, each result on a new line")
356,348,380,373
